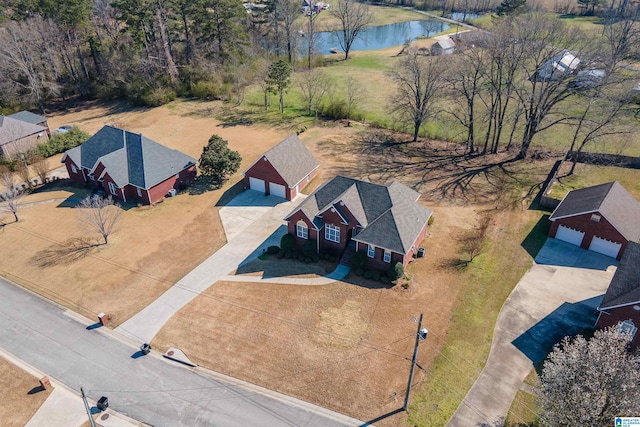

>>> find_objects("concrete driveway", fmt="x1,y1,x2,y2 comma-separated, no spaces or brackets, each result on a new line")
447,238,617,427
117,190,303,344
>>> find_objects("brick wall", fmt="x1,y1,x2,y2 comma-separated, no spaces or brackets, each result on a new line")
550,212,627,259
596,305,640,347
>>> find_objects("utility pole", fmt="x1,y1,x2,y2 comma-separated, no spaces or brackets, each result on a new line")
81,387,96,427
403,313,427,411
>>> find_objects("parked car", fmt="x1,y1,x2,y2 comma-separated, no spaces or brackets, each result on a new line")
52,125,74,134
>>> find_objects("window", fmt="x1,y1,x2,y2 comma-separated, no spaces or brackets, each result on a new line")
296,221,308,239
591,214,601,222
108,182,117,195
383,250,391,263
325,224,340,243
71,164,77,174
619,320,638,339
367,244,375,258
137,187,142,198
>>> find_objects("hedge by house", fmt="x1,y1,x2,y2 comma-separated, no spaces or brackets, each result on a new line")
36,127,90,158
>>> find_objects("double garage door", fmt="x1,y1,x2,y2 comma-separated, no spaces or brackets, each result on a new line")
555,225,621,258
248,177,286,199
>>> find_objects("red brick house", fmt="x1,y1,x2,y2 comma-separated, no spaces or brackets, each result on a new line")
62,126,196,205
284,176,432,269
596,241,640,346
243,134,319,200
549,182,640,259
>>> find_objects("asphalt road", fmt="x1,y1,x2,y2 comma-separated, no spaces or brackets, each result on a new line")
0,278,364,427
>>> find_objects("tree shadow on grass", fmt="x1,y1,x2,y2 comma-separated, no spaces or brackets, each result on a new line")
32,237,100,268
187,176,224,196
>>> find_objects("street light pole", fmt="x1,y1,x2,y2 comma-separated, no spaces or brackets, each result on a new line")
81,387,96,427
403,312,426,411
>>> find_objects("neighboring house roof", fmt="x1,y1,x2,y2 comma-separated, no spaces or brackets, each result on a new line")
549,181,640,242
244,134,319,187
286,176,432,254
8,111,47,125
538,51,580,80
599,241,640,310
433,38,455,50
63,125,196,190
0,115,47,146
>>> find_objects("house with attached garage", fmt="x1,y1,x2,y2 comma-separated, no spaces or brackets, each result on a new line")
0,115,48,159
62,125,196,205
596,241,640,347
8,111,50,135
243,134,319,200
284,176,432,269
548,181,640,259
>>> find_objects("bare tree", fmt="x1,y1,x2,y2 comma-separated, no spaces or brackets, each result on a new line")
77,195,122,245
539,327,640,426
345,76,365,120
331,0,372,60
15,159,32,190
458,215,490,264
276,0,301,64
0,169,25,223
389,50,444,142
30,155,50,185
297,68,331,118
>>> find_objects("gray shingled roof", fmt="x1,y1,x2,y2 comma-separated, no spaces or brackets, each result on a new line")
0,115,47,145
246,134,319,187
8,111,47,125
63,125,196,190
285,176,432,254
550,182,640,242
600,241,640,310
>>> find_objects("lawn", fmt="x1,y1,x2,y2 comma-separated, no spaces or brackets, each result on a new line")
153,125,555,424
0,356,52,427
549,162,640,199
0,99,294,325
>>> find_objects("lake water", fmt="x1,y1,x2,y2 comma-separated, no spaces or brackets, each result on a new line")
449,12,480,22
314,20,450,54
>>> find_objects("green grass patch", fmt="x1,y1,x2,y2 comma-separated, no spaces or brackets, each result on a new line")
407,206,546,425
505,390,541,427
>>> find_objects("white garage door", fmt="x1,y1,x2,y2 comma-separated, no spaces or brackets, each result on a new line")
249,177,266,193
556,225,585,246
589,236,622,258
269,182,286,199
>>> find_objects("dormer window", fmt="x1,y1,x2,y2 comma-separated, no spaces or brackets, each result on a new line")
590,214,601,222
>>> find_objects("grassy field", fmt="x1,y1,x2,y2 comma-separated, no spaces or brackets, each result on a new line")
0,356,52,427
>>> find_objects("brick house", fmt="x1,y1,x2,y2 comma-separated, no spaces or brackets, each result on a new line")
548,182,640,259
284,176,432,269
243,134,319,200
0,115,48,159
62,125,196,205
596,241,640,346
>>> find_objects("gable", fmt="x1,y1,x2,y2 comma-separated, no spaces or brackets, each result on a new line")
600,241,640,310
244,156,286,186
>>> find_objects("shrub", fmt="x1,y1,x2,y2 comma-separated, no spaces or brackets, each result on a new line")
277,250,285,259
285,251,293,259
37,127,90,158
351,251,367,270
191,79,225,100
267,246,280,255
312,254,319,262
388,262,404,280
304,257,312,263
318,253,326,260
428,215,434,226
280,234,295,253
303,239,317,258
355,268,364,276
141,87,176,107
328,255,337,263
298,255,306,262
364,270,373,279
322,98,349,120
258,253,268,260
372,271,381,281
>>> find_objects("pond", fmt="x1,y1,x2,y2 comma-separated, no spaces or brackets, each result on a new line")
313,20,450,54
449,12,480,22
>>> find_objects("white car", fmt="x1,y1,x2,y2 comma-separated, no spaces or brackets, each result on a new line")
53,125,74,134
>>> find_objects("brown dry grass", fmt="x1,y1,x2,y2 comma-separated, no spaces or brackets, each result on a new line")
0,99,293,325
0,357,52,427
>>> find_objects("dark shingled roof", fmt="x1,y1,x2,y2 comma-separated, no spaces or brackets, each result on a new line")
8,111,47,125
63,126,196,190
286,176,432,254
600,241,640,310
245,134,319,187
550,182,640,242
0,115,47,145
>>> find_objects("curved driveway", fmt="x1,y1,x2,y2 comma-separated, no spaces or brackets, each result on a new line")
448,238,617,426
